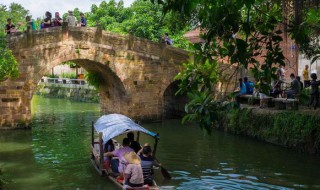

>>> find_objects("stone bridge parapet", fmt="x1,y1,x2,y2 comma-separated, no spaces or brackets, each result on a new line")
0,23,189,128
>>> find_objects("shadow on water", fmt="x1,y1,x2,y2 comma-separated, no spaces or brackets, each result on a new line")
0,96,320,189
144,120,320,190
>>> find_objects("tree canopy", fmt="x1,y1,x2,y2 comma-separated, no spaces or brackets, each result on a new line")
85,0,191,49
0,3,28,81
151,0,320,133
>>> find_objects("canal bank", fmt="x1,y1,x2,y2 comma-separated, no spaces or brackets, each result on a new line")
35,83,99,103
220,107,320,154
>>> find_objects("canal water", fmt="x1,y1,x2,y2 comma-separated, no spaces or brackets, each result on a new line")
0,95,320,190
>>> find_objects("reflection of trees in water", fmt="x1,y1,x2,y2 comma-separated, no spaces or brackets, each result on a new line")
31,109,100,186
32,111,98,167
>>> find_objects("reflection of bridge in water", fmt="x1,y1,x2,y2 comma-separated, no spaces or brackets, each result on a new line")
0,23,190,128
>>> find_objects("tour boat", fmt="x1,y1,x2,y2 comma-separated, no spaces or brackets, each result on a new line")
90,114,170,190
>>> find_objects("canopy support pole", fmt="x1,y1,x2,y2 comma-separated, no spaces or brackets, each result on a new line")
153,133,159,157
91,121,94,147
137,131,140,143
99,132,104,170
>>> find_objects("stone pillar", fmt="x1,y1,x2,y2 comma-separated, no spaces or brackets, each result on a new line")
26,25,33,47
94,23,102,44
62,21,68,41
128,29,134,50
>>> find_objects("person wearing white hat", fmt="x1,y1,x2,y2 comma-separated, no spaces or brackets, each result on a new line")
123,152,144,187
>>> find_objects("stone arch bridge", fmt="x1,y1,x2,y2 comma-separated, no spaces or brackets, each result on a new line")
0,24,189,128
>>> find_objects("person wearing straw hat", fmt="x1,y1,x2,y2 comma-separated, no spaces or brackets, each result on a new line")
104,138,133,180
123,152,144,187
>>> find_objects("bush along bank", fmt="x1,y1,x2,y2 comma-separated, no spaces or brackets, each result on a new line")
35,84,99,103
220,108,320,154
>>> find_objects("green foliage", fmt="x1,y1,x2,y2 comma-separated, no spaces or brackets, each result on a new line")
151,0,298,133
86,0,191,48
291,7,320,62
62,61,79,68
85,72,104,90
225,109,320,153
0,3,29,33
0,46,19,81
36,84,99,103
45,73,59,78
181,90,224,134
60,72,77,79
175,57,221,133
0,168,10,189
0,3,29,82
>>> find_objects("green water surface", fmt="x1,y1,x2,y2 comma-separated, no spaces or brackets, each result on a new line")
0,95,320,190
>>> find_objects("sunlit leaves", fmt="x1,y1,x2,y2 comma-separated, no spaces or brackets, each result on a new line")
86,0,190,48
151,0,291,133
0,48,19,81
0,3,25,82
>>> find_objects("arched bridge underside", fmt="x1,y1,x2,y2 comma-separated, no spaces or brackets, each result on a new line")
0,25,189,128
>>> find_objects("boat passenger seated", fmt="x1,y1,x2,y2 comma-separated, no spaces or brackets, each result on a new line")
127,132,142,153
104,138,134,178
103,139,115,169
270,80,282,98
139,145,160,186
124,151,144,188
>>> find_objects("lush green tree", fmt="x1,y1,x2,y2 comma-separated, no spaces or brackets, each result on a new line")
0,3,28,82
151,0,313,133
86,0,191,48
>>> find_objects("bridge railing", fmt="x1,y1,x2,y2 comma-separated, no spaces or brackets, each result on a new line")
38,77,95,89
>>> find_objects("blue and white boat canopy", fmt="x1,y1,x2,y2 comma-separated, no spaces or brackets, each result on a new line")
94,114,158,144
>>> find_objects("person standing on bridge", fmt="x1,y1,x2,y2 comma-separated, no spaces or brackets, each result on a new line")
26,16,36,31
80,13,87,27
5,18,16,34
43,11,52,28
53,12,63,27
162,33,173,45
66,10,77,27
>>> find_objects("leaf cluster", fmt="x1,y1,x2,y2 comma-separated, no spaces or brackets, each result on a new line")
85,72,104,90
86,0,191,48
154,0,291,133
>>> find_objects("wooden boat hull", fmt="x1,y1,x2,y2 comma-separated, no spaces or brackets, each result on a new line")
91,145,159,190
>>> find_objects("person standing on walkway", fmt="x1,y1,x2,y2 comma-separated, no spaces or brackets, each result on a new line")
302,65,310,88
80,13,87,27
285,73,301,99
309,73,320,109
66,10,77,26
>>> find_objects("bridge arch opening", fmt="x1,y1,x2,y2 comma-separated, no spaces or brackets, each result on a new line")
29,59,128,115
1,27,190,128
163,81,188,119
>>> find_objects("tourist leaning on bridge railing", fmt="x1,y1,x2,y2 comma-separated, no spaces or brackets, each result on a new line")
5,18,16,34
80,13,87,27
26,16,36,31
66,10,77,27
43,11,52,28
53,12,63,27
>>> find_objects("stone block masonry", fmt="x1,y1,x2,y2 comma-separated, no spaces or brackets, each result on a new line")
0,23,190,128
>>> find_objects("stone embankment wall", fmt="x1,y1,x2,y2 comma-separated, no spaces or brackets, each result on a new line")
221,108,320,154
36,84,99,103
